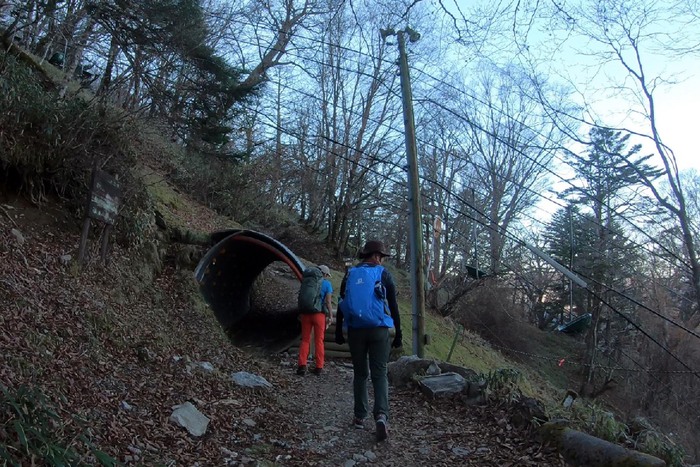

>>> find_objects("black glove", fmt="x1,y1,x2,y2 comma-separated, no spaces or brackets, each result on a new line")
391,331,402,348
335,329,345,345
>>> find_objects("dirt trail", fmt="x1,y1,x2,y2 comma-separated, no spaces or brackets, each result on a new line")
273,356,565,466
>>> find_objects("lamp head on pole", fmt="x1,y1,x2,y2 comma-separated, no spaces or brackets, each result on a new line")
380,27,396,39
405,27,421,42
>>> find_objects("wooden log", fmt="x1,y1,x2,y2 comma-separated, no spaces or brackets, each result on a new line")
538,420,666,467
323,341,351,352
285,323,351,357
324,349,352,359
100,224,113,265
288,342,350,353
288,347,352,358
78,217,91,265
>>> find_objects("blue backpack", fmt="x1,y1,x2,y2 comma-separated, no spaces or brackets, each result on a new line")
340,265,394,329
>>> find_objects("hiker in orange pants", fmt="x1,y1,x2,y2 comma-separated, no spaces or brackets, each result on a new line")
297,265,333,375
298,313,326,373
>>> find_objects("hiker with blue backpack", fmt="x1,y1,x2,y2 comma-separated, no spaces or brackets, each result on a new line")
335,240,402,442
297,265,333,376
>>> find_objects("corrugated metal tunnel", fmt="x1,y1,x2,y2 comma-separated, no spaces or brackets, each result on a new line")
194,229,305,351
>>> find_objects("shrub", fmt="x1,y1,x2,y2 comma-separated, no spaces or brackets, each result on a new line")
0,385,117,466
482,367,522,403
0,50,150,247
169,150,282,226
634,429,685,467
454,280,534,353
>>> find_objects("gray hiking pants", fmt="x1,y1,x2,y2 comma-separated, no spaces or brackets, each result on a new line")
347,326,391,420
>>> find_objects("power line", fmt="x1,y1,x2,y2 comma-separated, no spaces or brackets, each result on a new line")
241,82,679,301
227,26,700,363
580,273,700,341
38,1,696,277
245,96,698,331
28,0,700,425
231,29,694,274
242,99,700,392
587,287,699,379
231,32,693,278
160,6,700,432
241,72,688,314
485,342,698,375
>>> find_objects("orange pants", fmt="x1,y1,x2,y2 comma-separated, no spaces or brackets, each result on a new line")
298,313,326,369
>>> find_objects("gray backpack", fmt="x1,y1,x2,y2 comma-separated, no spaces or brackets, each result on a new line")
298,267,323,313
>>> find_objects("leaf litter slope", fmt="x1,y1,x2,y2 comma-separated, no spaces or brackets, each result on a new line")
0,197,563,466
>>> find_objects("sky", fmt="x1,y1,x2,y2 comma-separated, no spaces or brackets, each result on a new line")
548,33,698,174
442,0,700,172
586,52,700,173
653,78,700,171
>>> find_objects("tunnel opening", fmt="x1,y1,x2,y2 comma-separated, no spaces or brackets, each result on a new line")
194,229,305,352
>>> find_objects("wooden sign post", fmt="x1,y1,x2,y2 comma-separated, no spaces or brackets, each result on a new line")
78,168,121,266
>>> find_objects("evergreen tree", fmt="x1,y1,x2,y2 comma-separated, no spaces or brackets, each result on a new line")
560,126,659,395
87,0,259,154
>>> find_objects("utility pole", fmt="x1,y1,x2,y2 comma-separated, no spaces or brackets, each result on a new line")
568,205,574,322
383,26,426,357
471,188,478,275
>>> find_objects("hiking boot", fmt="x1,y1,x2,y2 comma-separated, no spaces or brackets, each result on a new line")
352,417,365,429
312,367,323,375
296,365,307,376
375,414,388,442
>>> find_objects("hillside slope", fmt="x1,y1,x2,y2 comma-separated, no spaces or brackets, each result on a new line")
0,189,567,466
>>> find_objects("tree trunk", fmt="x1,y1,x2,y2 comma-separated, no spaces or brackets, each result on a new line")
97,36,119,96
